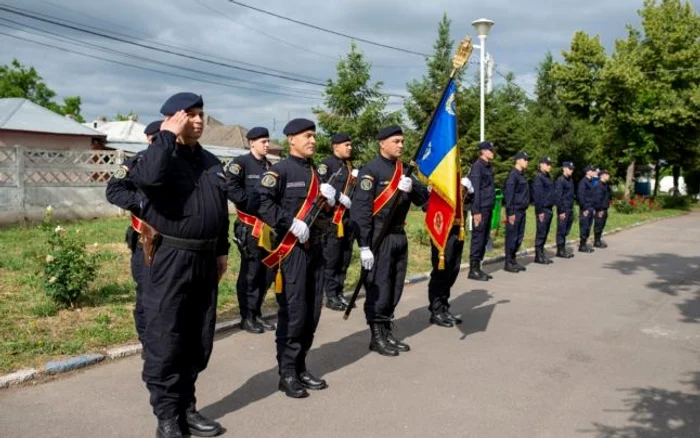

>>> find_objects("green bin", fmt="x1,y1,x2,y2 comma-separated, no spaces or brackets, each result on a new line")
491,189,503,231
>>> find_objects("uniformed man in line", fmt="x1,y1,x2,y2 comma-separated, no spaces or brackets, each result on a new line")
577,165,598,253
593,169,612,248
318,133,356,312
224,127,275,334
531,156,555,265
427,176,474,328
350,125,429,356
466,141,496,281
129,93,229,438
105,120,161,348
504,151,531,273
257,118,337,399
554,161,576,258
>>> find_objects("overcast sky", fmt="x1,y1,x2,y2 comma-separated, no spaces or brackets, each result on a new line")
0,0,646,137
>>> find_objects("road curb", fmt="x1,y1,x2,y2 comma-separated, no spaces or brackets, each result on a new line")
0,212,684,388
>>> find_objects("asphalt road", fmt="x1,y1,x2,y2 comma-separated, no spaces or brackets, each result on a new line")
1,213,699,437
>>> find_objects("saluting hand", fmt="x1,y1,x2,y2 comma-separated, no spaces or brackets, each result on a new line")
161,110,189,137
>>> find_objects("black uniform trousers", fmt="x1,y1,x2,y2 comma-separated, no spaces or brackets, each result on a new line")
275,240,325,377
594,208,608,235
322,221,353,299
556,208,574,246
234,221,273,320
141,245,218,420
505,210,527,258
130,244,146,342
535,209,554,248
469,208,493,263
428,226,464,314
364,231,408,323
579,207,595,240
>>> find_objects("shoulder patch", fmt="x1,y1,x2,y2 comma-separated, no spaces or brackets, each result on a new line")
317,164,328,176
228,162,241,175
261,172,278,188
113,165,128,179
360,176,373,191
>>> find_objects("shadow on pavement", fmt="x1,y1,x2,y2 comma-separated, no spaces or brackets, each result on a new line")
580,371,700,438
200,289,501,420
603,253,700,323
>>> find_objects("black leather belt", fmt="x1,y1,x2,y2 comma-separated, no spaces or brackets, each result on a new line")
161,235,217,251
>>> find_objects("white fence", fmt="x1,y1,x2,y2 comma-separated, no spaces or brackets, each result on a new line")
0,146,238,226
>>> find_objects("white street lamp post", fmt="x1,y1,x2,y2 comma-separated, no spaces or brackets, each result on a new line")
472,18,494,142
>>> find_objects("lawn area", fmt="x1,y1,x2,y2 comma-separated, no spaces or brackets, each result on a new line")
0,207,687,373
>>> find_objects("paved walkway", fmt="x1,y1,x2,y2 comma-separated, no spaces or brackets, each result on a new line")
2,214,699,437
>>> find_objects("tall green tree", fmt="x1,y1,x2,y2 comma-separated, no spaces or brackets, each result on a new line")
0,59,85,122
312,41,401,164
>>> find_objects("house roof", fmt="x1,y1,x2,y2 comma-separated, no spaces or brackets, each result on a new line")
84,119,147,142
200,115,282,151
0,98,105,137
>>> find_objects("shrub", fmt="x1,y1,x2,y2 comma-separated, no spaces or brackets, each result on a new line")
40,207,98,308
657,195,692,211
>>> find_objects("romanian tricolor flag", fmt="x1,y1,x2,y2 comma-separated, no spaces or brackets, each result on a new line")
414,78,464,269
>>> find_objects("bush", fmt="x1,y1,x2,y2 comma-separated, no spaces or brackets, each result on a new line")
657,195,693,211
40,207,99,308
612,195,661,214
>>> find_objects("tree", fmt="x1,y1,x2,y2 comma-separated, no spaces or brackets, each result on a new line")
0,59,85,122
312,41,401,164
114,111,139,122
405,13,459,133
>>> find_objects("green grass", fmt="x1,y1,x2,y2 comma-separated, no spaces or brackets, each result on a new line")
0,208,687,373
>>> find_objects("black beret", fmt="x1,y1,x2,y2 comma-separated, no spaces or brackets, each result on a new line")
246,126,269,141
599,169,610,176
562,161,575,169
540,156,552,164
514,151,530,161
331,133,351,144
376,125,403,141
283,118,316,136
143,120,162,136
478,141,494,151
584,165,595,173
160,92,203,116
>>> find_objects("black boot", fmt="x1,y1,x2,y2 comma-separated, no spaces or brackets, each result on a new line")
241,317,264,334
594,232,608,248
430,312,454,328
383,322,410,351
279,375,309,398
504,257,520,273
337,294,354,308
579,238,594,253
468,260,489,281
369,322,399,356
156,417,183,438
182,407,223,437
556,244,569,258
325,295,346,311
256,316,276,331
443,309,463,324
534,247,547,264
299,371,328,390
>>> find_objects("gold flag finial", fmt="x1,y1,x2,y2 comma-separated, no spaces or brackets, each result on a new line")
451,36,473,76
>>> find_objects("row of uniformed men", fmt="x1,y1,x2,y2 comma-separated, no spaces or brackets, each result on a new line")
105,92,612,438
465,145,613,283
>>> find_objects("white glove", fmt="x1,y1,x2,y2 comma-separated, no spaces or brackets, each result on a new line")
339,193,352,209
289,218,309,244
360,247,374,270
320,183,336,207
398,175,413,193
461,176,474,194
351,169,359,178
